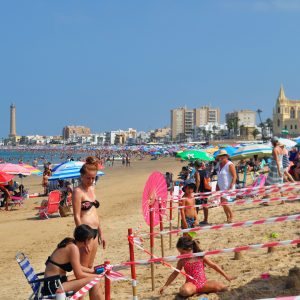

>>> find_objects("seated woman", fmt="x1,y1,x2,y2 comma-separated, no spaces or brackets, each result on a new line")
42,224,104,299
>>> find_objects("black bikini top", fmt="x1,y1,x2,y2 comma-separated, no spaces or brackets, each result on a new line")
46,257,73,273
81,199,100,211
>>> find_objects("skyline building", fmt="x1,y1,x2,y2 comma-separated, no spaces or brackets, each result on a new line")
171,106,220,141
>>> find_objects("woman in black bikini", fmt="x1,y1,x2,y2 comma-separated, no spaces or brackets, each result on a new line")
72,157,105,271
43,224,103,299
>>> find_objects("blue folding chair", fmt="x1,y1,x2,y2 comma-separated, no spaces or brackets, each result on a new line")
16,252,73,299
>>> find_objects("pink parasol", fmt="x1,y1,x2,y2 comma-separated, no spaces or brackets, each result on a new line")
0,171,15,184
142,172,168,227
0,163,31,176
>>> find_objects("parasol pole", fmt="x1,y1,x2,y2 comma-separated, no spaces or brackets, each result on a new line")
149,204,155,291
169,191,173,249
158,198,165,257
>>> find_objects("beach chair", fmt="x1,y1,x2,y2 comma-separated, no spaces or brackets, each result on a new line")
35,190,61,219
236,166,247,189
16,252,73,299
9,195,25,209
252,173,267,188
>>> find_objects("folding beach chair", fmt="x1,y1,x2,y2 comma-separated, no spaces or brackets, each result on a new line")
10,195,25,209
35,190,61,219
252,174,267,188
16,252,73,299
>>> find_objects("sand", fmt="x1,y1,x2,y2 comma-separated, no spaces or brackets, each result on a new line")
1,157,300,300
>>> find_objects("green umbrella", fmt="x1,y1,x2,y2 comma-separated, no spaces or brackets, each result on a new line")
176,150,214,161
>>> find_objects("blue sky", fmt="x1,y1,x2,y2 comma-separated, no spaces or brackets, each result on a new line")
1,0,300,137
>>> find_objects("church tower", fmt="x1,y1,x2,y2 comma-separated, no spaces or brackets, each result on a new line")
273,85,300,136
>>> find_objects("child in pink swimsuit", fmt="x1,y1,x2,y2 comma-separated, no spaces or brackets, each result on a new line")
160,236,235,297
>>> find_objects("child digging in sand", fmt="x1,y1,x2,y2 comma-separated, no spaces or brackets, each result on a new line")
160,236,235,297
180,183,199,229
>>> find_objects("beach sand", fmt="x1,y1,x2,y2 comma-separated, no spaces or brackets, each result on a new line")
2,157,300,300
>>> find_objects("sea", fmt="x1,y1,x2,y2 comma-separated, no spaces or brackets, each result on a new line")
0,149,83,167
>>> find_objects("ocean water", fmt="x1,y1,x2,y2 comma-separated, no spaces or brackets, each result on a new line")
0,149,82,166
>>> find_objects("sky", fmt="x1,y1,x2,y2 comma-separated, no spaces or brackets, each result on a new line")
1,0,300,138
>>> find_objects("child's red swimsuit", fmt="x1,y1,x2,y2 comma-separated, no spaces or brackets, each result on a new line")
183,258,207,292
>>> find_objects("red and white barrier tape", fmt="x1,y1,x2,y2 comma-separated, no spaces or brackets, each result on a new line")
159,194,300,212
70,272,106,300
70,265,128,300
128,235,194,281
139,213,300,237
114,238,300,268
170,182,300,201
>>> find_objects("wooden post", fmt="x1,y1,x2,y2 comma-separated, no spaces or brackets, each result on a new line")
149,204,155,291
158,199,165,257
128,229,138,300
104,260,111,300
268,246,275,254
169,195,173,249
234,251,242,260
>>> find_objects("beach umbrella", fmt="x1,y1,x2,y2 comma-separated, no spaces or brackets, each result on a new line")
231,144,272,160
18,163,42,175
49,169,104,181
176,150,214,161
213,146,237,158
52,161,85,172
0,171,15,184
0,163,31,176
142,171,168,227
278,138,297,149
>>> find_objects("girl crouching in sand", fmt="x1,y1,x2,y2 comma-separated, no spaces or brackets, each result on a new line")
160,236,235,297
42,224,104,299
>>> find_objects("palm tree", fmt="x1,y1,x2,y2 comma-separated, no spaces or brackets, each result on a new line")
265,118,273,137
239,124,245,137
233,117,240,137
226,118,234,139
252,128,260,140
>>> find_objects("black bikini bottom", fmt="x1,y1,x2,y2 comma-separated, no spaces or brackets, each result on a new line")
41,275,68,296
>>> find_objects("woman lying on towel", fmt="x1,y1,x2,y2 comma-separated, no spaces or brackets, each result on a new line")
42,224,104,299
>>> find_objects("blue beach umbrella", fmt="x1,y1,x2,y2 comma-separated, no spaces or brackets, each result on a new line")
213,146,237,158
49,169,104,181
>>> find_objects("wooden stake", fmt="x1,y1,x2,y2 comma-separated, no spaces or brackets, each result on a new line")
158,199,165,258
149,204,155,291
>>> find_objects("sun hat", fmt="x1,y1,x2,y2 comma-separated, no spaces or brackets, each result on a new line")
216,149,230,158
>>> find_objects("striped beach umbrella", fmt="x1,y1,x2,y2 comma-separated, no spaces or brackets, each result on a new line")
231,144,272,160
0,163,31,176
19,163,42,175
